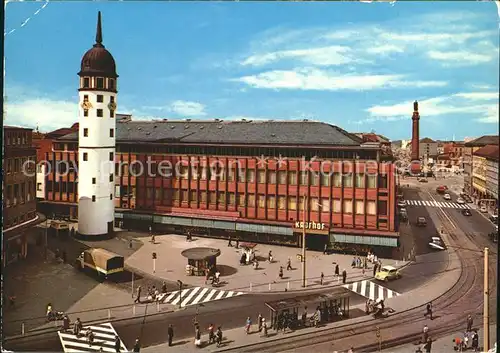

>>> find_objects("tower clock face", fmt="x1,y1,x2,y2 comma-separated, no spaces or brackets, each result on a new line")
81,101,93,110
108,102,117,111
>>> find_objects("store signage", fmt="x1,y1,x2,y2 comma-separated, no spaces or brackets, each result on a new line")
293,221,329,234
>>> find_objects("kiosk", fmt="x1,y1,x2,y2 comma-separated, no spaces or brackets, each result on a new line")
181,247,221,276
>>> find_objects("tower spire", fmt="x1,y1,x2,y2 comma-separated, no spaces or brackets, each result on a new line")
95,11,103,47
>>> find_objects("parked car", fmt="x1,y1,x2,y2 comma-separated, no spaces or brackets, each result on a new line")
462,209,472,216
489,215,498,225
418,178,428,183
480,205,488,213
375,265,401,282
436,186,447,194
416,217,427,227
443,193,451,200
457,198,465,204
429,237,445,251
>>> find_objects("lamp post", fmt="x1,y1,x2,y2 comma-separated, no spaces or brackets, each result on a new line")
177,280,183,309
483,247,489,351
301,195,307,288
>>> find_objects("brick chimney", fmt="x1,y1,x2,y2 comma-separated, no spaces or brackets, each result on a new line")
410,101,422,174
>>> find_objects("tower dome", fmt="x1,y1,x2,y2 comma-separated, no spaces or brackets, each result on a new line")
78,11,118,78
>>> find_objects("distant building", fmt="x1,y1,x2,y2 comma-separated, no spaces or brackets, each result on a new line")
419,137,438,160
473,145,499,210
464,135,499,197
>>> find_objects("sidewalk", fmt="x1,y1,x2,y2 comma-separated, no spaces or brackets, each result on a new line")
121,233,409,293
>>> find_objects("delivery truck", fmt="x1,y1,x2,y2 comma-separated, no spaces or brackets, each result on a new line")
76,248,124,279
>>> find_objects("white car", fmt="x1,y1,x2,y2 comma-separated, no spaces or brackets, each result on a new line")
480,206,488,213
443,193,451,200
456,198,465,204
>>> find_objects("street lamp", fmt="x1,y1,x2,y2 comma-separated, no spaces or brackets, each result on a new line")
177,280,183,309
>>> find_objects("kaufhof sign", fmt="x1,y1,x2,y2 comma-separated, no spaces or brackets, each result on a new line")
293,221,329,234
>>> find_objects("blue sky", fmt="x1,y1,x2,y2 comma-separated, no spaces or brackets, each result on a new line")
4,1,499,140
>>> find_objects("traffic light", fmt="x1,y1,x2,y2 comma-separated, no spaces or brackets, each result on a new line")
152,252,157,260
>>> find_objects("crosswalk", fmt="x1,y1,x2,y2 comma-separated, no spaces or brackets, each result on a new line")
342,280,401,301
57,322,127,353
158,286,244,307
406,200,471,209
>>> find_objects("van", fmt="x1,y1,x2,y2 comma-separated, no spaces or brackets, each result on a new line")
76,248,124,279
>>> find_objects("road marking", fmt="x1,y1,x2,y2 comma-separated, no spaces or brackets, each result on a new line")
181,286,201,307
191,287,209,305
162,287,244,307
58,322,127,353
343,280,401,301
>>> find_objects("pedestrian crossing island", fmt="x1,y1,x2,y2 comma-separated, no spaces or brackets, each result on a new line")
405,200,471,209
158,286,245,307
342,280,401,301
57,322,127,353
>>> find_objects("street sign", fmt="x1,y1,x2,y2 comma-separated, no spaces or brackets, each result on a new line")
152,252,157,259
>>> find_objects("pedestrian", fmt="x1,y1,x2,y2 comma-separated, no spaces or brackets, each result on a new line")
61,315,70,332
228,236,233,247
114,335,121,352
216,327,223,347
235,239,239,249
133,338,140,352
257,314,263,332
373,263,378,277
471,330,479,351
287,258,292,271
168,324,174,346
342,269,347,284
74,317,83,337
466,314,473,332
162,281,167,294
363,257,367,269
207,323,214,344
151,233,155,244
134,286,142,304
194,327,201,347
424,302,433,320
335,264,339,277
351,257,356,268
320,272,324,285
245,316,252,334
423,324,429,342
279,266,284,279
129,239,133,249
323,243,328,255
262,318,268,337
424,337,432,353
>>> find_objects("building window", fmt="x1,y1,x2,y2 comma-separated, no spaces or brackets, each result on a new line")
218,191,226,204
92,195,96,202
83,109,89,117
310,198,320,211
333,199,341,213
343,174,353,187
378,200,388,215
83,77,90,88
237,169,246,183
299,172,308,185
96,77,104,89
109,79,116,90
310,172,319,186
236,194,244,206
172,190,179,201
109,129,114,138
209,191,216,204
92,177,96,184
367,175,377,188
355,174,365,188
288,171,297,185
228,168,235,182
179,165,188,179
109,152,114,161
267,196,276,209
97,109,103,117
321,173,330,186
278,171,287,185
190,190,198,202
355,200,364,214
200,191,207,203
248,194,255,207
109,174,114,182
110,110,115,118
228,193,235,205
333,173,341,187
267,171,276,184
257,170,266,184
321,198,330,212
83,152,88,161
247,170,255,183
367,200,376,215
288,196,297,210
83,128,89,137
299,196,306,211
258,195,266,208
219,168,226,181
343,199,353,213
37,182,42,191
278,196,286,210
378,174,388,188
83,95,89,102
97,95,104,103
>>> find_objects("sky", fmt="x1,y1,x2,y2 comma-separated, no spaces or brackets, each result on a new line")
4,1,500,141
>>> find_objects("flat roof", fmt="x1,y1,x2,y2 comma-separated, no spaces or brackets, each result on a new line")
265,288,351,312
181,247,221,260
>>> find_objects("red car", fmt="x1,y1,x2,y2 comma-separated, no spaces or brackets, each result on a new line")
436,186,447,194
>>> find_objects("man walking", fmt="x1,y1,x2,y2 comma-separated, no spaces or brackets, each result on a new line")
424,302,433,320
342,269,347,284
286,258,292,271
133,338,140,352
334,264,339,277
167,324,174,346
320,272,324,285
373,263,378,277
466,314,473,332
323,243,328,255
114,335,121,352
134,286,142,304
423,337,432,353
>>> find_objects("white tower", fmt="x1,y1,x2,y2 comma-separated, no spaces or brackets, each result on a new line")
77,11,118,237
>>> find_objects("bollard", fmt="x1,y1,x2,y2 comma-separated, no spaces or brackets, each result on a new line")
133,305,136,316
22,323,25,336
108,309,111,320
249,283,252,292
157,301,160,312
268,283,271,290
287,282,290,290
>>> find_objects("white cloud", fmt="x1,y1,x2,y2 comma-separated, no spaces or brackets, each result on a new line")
427,50,494,65
169,100,206,117
5,98,78,132
365,92,499,124
242,46,354,67
234,68,447,91
365,44,405,54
